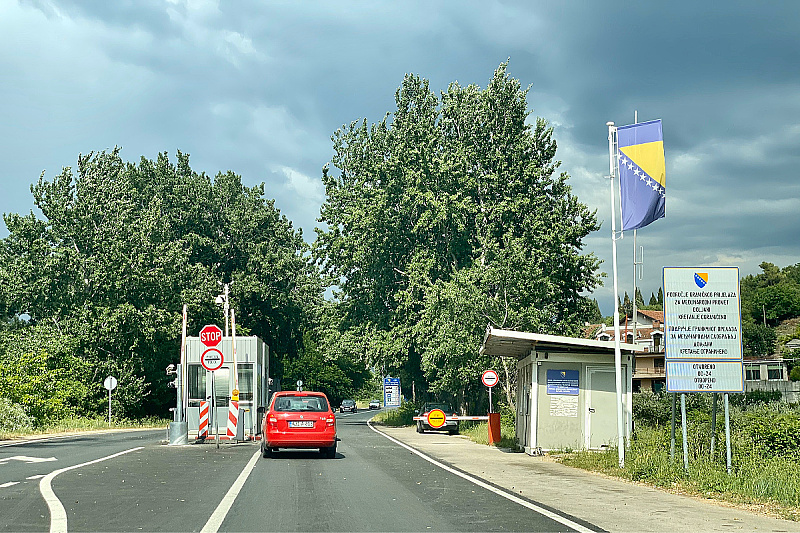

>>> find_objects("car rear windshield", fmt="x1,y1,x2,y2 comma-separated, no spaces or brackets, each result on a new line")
273,395,329,412
342,400,355,405
425,403,453,412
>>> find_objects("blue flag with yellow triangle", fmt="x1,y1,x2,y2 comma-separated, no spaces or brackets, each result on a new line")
617,119,665,230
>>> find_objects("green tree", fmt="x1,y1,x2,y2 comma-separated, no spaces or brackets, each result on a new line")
315,63,601,407
0,149,320,418
634,287,645,309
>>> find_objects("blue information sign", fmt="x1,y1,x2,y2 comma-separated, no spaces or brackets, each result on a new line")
383,377,401,408
546,370,579,395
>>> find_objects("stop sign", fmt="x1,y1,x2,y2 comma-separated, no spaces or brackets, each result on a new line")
199,324,223,347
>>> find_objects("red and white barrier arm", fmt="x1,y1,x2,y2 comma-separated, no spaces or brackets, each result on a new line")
412,416,490,421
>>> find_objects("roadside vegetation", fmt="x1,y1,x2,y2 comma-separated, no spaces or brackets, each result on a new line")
558,392,800,521
0,408,169,441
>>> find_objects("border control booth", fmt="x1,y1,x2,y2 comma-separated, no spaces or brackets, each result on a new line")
480,327,639,454
185,336,269,439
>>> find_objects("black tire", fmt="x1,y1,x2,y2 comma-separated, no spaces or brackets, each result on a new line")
261,440,270,458
321,443,337,458
416,422,423,433
448,428,459,436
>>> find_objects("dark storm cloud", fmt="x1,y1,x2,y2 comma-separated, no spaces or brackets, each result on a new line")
2,0,798,314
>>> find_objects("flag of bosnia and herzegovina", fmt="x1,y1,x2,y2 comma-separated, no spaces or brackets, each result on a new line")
617,119,665,231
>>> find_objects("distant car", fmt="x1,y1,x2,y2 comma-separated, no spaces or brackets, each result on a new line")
416,402,459,435
368,399,381,410
261,391,338,458
340,399,357,413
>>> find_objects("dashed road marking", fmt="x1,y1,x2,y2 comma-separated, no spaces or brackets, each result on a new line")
201,449,260,533
0,481,20,488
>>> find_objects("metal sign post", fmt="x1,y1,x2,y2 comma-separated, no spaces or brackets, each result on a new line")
103,376,118,425
482,370,499,412
201,339,224,449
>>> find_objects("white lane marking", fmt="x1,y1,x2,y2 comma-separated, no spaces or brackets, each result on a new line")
1,481,20,488
40,446,144,533
368,421,597,533
0,455,58,465
201,449,260,533
27,474,46,479
0,436,74,448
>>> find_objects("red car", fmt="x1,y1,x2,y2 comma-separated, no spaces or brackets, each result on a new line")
261,391,338,458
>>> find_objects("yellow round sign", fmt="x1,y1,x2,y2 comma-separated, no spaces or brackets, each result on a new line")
232,388,240,401
427,408,447,428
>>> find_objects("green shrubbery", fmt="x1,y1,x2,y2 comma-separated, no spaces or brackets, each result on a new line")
563,392,800,518
371,400,418,426
0,397,33,432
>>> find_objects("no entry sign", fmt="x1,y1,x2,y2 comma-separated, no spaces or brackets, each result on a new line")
200,324,223,347
482,369,499,388
201,348,224,371
427,409,447,429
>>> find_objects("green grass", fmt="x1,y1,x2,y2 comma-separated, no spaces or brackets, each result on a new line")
557,426,800,521
371,401,418,426
459,421,519,449
0,416,170,441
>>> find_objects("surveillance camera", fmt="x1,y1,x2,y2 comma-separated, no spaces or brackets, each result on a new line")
166,364,176,374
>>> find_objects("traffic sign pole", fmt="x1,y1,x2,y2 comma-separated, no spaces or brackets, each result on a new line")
482,370,500,445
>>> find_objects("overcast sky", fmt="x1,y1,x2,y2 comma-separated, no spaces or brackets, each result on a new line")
2,0,799,316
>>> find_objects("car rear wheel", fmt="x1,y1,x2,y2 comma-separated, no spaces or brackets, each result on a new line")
416,422,424,433
448,428,459,436
321,443,336,458
261,440,271,458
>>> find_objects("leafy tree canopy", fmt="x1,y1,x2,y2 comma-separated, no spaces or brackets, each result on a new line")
314,63,602,405
0,149,321,419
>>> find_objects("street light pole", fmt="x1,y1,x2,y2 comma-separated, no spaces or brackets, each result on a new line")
224,283,230,337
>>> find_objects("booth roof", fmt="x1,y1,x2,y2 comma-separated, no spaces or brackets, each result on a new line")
480,326,641,359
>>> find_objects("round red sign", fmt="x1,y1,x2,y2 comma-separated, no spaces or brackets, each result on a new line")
482,369,499,388
201,348,224,371
200,324,223,347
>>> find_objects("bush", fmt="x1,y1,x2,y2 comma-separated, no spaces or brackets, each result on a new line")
743,412,800,459
0,397,33,432
372,400,418,426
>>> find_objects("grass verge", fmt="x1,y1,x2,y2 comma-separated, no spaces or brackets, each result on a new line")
0,416,170,441
459,421,519,449
556,426,800,521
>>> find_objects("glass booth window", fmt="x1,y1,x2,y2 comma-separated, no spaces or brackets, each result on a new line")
237,364,253,402
767,365,783,381
187,364,206,407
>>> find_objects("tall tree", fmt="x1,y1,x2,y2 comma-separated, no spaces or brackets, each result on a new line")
0,149,320,418
315,63,601,406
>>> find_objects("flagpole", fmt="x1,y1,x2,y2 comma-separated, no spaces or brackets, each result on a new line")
632,110,638,357
608,121,625,468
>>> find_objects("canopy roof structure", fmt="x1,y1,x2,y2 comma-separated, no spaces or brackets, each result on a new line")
479,326,641,359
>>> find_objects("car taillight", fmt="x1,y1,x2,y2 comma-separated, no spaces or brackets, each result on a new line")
268,416,277,427
326,416,335,427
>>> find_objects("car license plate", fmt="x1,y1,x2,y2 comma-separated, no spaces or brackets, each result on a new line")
289,420,314,428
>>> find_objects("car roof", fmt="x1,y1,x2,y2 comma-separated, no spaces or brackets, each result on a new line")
273,391,327,398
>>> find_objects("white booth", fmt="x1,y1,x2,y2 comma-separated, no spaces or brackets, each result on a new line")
184,336,269,439
480,327,639,454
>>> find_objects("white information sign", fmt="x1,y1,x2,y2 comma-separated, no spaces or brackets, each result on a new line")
549,395,578,417
663,267,744,393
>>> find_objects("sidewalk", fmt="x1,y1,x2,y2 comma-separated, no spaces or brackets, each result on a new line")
375,424,799,533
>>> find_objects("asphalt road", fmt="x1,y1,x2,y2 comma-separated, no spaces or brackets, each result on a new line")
1,412,595,532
